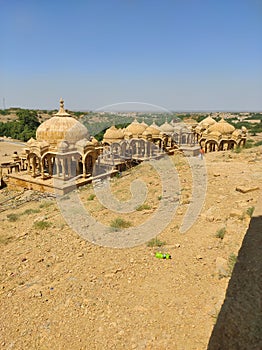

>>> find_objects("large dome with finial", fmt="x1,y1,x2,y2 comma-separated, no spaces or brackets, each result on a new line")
208,118,235,135
36,98,89,147
125,119,147,136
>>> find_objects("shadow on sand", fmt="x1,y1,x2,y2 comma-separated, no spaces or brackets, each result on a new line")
208,212,262,350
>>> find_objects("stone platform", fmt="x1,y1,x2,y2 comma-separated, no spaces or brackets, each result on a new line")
6,170,118,196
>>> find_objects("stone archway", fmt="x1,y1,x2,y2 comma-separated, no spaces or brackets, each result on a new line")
27,152,41,177
205,140,218,152
83,152,96,178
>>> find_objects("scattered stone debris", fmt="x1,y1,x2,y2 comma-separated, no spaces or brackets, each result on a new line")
0,189,55,213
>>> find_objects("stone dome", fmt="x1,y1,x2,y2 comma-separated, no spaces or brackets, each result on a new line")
140,119,148,128
146,123,161,137
103,126,124,141
142,129,152,137
199,116,217,127
36,99,89,147
125,119,147,136
151,121,161,130
160,121,174,134
208,130,222,139
208,118,235,135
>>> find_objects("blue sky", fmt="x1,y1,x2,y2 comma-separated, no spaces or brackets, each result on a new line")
0,0,262,111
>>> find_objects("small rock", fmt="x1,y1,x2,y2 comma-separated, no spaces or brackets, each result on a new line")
206,215,215,222
175,243,180,248
33,291,43,298
196,255,203,260
215,257,228,277
229,209,243,218
236,186,259,194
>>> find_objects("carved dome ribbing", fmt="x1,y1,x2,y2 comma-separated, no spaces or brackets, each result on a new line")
36,99,89,147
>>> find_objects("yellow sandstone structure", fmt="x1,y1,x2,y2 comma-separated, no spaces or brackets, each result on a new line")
3,101,246,194
193,116,247,152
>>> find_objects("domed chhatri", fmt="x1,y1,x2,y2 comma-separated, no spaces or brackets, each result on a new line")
23,98,99,182
199,116,217,127
36,98,89,147
125,118,147,137
103,126,124,144
193,116,246,152
160,120,175,134
208,118,235,135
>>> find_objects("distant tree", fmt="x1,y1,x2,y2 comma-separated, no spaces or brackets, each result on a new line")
16,109,40,129
0,109,40,141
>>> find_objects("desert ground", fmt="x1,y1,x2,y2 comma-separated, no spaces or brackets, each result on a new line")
0,141,262,350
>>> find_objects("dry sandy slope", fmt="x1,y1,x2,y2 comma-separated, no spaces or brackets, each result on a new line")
0,140,26,164
0,147,262,350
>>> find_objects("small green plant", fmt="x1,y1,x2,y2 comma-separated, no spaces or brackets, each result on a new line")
60,195,70,201
110,218,132,230
7,213,19,222
246,206,255,217
215,227,226,239
234,146,242,153
87,194,96,201
157,195,162,201
34,220,52,230
146,237,166,247
244,141,254,149
228,253,237,274
254,140,262,147
136,204,151,211
39,201,53,209
22,208,40,215
210,310,219,324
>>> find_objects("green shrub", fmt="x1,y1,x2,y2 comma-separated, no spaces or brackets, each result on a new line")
146,237,166,247
136,204,151,211
87,194,96,201
7,213,19,222
34,220,52,230
215,227,226,239
234,146,242,153
110,218,132,230
244,141,254,149
157,195,162,201
254,140,262,147
228,253,237,274
246,206,255,217
22,208,40,215
39,201,53,209
60,195,70,201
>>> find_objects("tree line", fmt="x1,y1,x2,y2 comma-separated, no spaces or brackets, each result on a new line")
0,109,40,141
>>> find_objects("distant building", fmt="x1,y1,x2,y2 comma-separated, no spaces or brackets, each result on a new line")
192,116,247,152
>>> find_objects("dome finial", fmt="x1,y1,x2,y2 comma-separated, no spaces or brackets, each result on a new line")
60,98,64,109
54,97,70,117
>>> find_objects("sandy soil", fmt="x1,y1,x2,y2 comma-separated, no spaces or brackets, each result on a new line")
0,146,262,349
0,140,26,164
